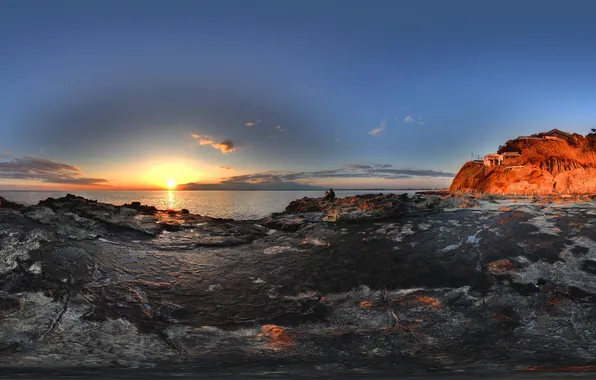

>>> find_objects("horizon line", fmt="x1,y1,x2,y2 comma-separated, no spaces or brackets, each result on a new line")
0,187,447,192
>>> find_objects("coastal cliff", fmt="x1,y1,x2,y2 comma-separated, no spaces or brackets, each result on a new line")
450,130,596,194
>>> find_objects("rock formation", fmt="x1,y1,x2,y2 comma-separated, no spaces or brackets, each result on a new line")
450,130,596,194
0,196,25,210
1,193,596,375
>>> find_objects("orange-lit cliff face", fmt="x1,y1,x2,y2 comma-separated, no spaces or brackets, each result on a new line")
450,131,596,195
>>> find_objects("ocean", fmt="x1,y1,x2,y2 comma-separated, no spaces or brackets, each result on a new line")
0,190,426,220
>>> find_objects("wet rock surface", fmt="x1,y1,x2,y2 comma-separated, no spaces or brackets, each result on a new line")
0,193,596,376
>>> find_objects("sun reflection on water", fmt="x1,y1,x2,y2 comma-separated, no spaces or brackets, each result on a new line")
168,190,174,209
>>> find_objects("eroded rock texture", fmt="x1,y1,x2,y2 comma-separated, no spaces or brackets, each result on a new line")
1,194,596,376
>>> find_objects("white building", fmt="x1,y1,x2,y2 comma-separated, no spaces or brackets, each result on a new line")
483,153,503,167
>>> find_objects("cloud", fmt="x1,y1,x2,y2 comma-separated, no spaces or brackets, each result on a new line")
345,164,373,169
245,121,257,127
191,134,214,144
192,134,236,154
199,138,214,145
404,116,416,123
0,156,108,185
179,181,322,191
418,121,425,125
368,120,386,136
253,165,454,180
178,163,455,190
212,139,235,154
220,166,233,170
276,125,285,132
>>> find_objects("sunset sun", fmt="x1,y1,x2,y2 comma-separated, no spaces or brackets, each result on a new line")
166,179,176,189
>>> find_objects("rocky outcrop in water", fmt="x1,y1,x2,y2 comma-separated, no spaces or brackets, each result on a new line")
0,196,25,210
1,193,596,376
274,193,478,225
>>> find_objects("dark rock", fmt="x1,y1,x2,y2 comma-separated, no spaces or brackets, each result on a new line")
261,216,305,232
581,260,596,275
416,190,451,196
0,193,595,372
121,201,158,214
0,196,25,210
0,292,22,315
181,209,190,214
285,197,323,213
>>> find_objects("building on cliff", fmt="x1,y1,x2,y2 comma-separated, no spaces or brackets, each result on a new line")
539,128,573,142
483,151,522,167
483,153,503,167
516,129,573,143
502,151,521,166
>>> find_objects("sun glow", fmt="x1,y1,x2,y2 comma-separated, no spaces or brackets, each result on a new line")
112,158,230,189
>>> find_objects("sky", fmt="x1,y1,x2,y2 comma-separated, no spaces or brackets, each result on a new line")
2,0,596,190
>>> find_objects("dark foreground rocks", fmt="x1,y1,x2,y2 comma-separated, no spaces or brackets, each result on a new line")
1,193,596,376
0,196,24,210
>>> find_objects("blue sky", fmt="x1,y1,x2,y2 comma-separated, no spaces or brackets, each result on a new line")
2,0,596,189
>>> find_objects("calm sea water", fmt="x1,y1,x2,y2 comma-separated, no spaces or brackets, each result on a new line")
0,190,426,220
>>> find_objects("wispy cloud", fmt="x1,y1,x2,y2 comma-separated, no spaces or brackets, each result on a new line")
195,134,215,145
368,120,386,136
404,116,416,123
179,163,454,190
220,166,233,170
345,164,373,169
192,134,236,154
245,120,261,127
0,156,108,185
276,125,285,132
216,164,455,183
179,164,455,190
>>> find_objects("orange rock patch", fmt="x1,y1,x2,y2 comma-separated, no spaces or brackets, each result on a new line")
488,259,515,274
414,295,442,308
260,324,293,347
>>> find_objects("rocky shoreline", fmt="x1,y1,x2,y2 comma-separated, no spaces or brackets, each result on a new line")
1,193,596,376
